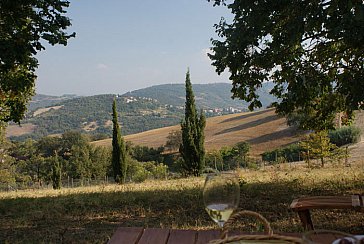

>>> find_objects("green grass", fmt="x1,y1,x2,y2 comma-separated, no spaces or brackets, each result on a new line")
1,162,363,243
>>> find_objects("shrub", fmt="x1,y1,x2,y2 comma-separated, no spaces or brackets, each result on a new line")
151,163,168,180
133,167,150,183
262,143,304,163
126,159,168,182
329,126,361,147
126,158,147,182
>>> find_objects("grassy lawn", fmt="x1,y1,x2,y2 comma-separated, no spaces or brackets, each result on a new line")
1,161,363,243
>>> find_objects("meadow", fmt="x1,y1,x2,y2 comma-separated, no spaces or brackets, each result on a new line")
1,161,363,243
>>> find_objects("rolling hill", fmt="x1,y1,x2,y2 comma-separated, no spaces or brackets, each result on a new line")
124,82,276,109
7,82,277,140
93,108,300,157
27,94,78,111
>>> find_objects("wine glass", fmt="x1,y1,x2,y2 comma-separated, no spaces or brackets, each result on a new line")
203,172,240,228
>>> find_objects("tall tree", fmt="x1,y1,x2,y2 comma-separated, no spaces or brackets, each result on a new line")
69,144,91,182
111,98,127,183
208,0,364,130
89,145,110,179
0,0,75,124
0,132,16,187
51,154,61,190
233,141,250,168
179,70,206,176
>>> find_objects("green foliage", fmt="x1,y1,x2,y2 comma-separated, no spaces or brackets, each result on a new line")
164,130,182,152
89,146,111,179
111,99,127,183
209,0,364,130
9,131,111,186
126,159,168,182
10,139,51,184
88,133,109,142
13,94,185,140
51,155,61,190
329,126,362,147
262,144,304,163
0,122,5,143
233,141,250,168
4,125,170,186
130,145,164,163
286,110,354,132
150,163,168,180
69,144,92,181
205,149,224,171
205,142,251,170
179,71,206,176
126,158,150,183
0,151,16,188
300,131,338,167
0,0,75,123
36,136,63,157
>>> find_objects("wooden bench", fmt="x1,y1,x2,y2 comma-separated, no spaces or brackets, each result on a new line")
290,195,363,230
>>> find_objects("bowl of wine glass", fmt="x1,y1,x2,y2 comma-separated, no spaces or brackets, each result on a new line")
203,172,240,228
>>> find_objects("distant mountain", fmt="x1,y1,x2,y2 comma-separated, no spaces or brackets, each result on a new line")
27,94,78,111
8,82,277,140
124,82,276,109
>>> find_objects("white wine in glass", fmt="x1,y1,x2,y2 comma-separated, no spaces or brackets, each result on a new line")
203,172,240,228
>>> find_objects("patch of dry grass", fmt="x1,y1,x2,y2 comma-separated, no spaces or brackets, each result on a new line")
1,161,363,243
5,123,36,137
93,108,302,156
33,105,63,116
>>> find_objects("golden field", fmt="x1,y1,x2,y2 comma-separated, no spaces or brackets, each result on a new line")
93,108,301,157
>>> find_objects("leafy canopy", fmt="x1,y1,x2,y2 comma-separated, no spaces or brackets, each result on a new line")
0,0,75,123
208,0,364,130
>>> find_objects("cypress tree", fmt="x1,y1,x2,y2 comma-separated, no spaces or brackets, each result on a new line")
179,70,206,176
111,98,127,183
51,154,61,189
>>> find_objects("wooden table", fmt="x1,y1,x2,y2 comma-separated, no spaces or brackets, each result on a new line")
108,227,343,244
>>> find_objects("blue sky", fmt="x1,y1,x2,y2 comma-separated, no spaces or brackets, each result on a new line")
35,0,231,96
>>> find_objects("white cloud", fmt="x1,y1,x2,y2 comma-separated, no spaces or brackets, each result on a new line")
96,63,109,70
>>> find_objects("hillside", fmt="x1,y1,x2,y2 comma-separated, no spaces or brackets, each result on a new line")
124,82,276,109
7,94,183,140
7,83,277,140
27,94,77,111
93,108,300,156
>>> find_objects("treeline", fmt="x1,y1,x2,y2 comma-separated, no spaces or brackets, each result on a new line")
0,128,256,190
1,131,176,190
2,125,358,190
262,126,361,166
205,142,251,171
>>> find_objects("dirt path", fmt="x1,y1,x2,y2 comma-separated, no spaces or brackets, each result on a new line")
348,110,364,162
348,141,364,162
